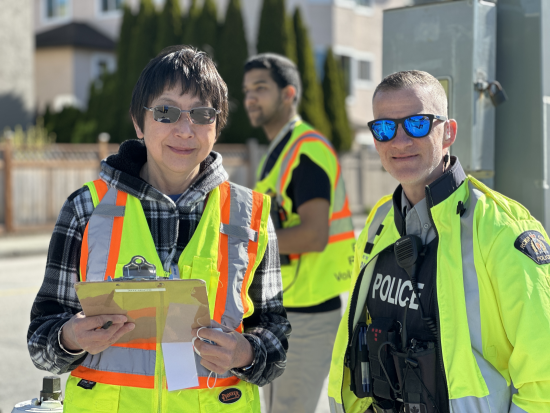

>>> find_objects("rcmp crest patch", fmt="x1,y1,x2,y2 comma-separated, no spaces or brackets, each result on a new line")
514,231,550,265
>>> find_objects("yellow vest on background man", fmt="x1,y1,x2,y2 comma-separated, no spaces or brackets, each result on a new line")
328,176,550,413
254,120,355,307
64,179,271,413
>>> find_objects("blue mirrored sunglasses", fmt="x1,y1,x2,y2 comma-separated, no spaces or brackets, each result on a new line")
368,114,447,142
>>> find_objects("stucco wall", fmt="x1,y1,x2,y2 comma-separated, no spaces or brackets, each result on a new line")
0,0,34,131
35,47,74,113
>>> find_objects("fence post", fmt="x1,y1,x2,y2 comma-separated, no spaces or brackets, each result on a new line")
98,132,110,163
4,131,14,233
247,138,260,188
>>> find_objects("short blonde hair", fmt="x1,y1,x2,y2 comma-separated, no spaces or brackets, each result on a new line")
373,70,448,116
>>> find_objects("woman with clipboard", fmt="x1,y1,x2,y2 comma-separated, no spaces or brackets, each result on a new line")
28,46,290,413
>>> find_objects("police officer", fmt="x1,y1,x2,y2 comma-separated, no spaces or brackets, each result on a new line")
328,70,550,413
242,54,355,412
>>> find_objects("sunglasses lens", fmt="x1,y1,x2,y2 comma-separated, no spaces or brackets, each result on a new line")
190,108,217,125
152,106,180,123
371,120,397,141
404,115,431,137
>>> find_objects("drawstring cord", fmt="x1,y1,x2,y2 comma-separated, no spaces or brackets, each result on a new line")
193,327,218,389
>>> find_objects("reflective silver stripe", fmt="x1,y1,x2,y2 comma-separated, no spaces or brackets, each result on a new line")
328,396,345,413
221,183,253,329
329,216,354,236
220,223,258,242
450,181,510,412
92,204,125,217
367,199,392,245
81,346,155,376
86,186,118,281
194,352,234,379
332,176,346,213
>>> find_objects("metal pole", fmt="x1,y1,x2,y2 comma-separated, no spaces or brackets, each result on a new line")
4,131,14,233
98,132,110,165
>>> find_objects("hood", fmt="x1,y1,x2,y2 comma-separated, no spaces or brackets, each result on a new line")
99,139,229,206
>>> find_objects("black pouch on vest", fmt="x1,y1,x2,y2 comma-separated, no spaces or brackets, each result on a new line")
269,198,290,265
392,342,437,413
348,321,373,398
366,318,400,401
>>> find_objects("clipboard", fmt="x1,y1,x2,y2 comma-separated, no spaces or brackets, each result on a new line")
74,278,213,390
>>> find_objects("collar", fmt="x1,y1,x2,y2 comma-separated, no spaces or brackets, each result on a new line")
392,156,467,235
264,115,301,158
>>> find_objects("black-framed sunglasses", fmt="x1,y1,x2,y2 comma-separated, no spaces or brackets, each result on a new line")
368,114,447,142
144,105,220,125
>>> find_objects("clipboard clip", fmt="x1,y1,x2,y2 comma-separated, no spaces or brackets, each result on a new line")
109,255,159,281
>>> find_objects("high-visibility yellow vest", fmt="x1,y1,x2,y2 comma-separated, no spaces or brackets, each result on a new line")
328,176,550,413
254,120,355,307
64,179,271,413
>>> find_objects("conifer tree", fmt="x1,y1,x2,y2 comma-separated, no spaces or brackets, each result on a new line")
184,0,201,46
323,48,353,151
195,0,218,55
217,0,252,143
121,0,158,142
156,0,182,52
257,0,296,62
113,4,136,142
293,7,331,140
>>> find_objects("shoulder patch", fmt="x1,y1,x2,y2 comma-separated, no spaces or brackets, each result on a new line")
514,231,550,265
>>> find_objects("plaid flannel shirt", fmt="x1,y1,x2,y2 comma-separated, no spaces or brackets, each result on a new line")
27,139,290,386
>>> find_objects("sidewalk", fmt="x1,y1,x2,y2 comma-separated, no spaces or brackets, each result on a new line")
0,232,52,258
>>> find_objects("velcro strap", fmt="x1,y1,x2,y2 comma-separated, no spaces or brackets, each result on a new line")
376,224,384,236
92,204,125,217
364,242,374,254
220,223,258,242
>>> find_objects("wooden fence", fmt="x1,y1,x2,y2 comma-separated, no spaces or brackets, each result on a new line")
0,138,396,234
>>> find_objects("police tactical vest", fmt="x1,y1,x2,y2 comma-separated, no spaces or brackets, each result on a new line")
254,120,355,307
64,179,271,413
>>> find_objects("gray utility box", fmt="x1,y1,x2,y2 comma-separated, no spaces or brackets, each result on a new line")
495,0,550,231
383,1,497,186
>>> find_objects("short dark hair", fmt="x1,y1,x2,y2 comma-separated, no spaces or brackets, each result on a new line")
373,70,448,116
130,45,228,137
244,53,302,105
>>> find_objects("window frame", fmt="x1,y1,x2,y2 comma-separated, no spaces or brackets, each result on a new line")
42,0,72,25
334,0,374,16
96,0,124,18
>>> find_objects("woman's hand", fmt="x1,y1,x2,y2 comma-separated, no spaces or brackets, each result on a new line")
60,312,135,355
191,328,254,375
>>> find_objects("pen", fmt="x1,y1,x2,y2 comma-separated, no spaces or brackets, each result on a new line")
95,321,112,331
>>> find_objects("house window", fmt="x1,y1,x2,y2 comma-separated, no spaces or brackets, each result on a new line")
46,0,69,19
338,55,352,97
101,0,123,12
355,0,372,6
358,60,371,81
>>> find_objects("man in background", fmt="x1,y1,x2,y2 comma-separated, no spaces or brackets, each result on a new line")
243,53,355,413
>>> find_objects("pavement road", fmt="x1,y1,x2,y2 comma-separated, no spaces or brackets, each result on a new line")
0,254,68,413
0,252,334,413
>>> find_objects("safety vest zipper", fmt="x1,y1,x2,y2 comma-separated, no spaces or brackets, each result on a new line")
425,186,450,413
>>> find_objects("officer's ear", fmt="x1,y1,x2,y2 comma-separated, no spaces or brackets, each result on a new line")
443,119,457,149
